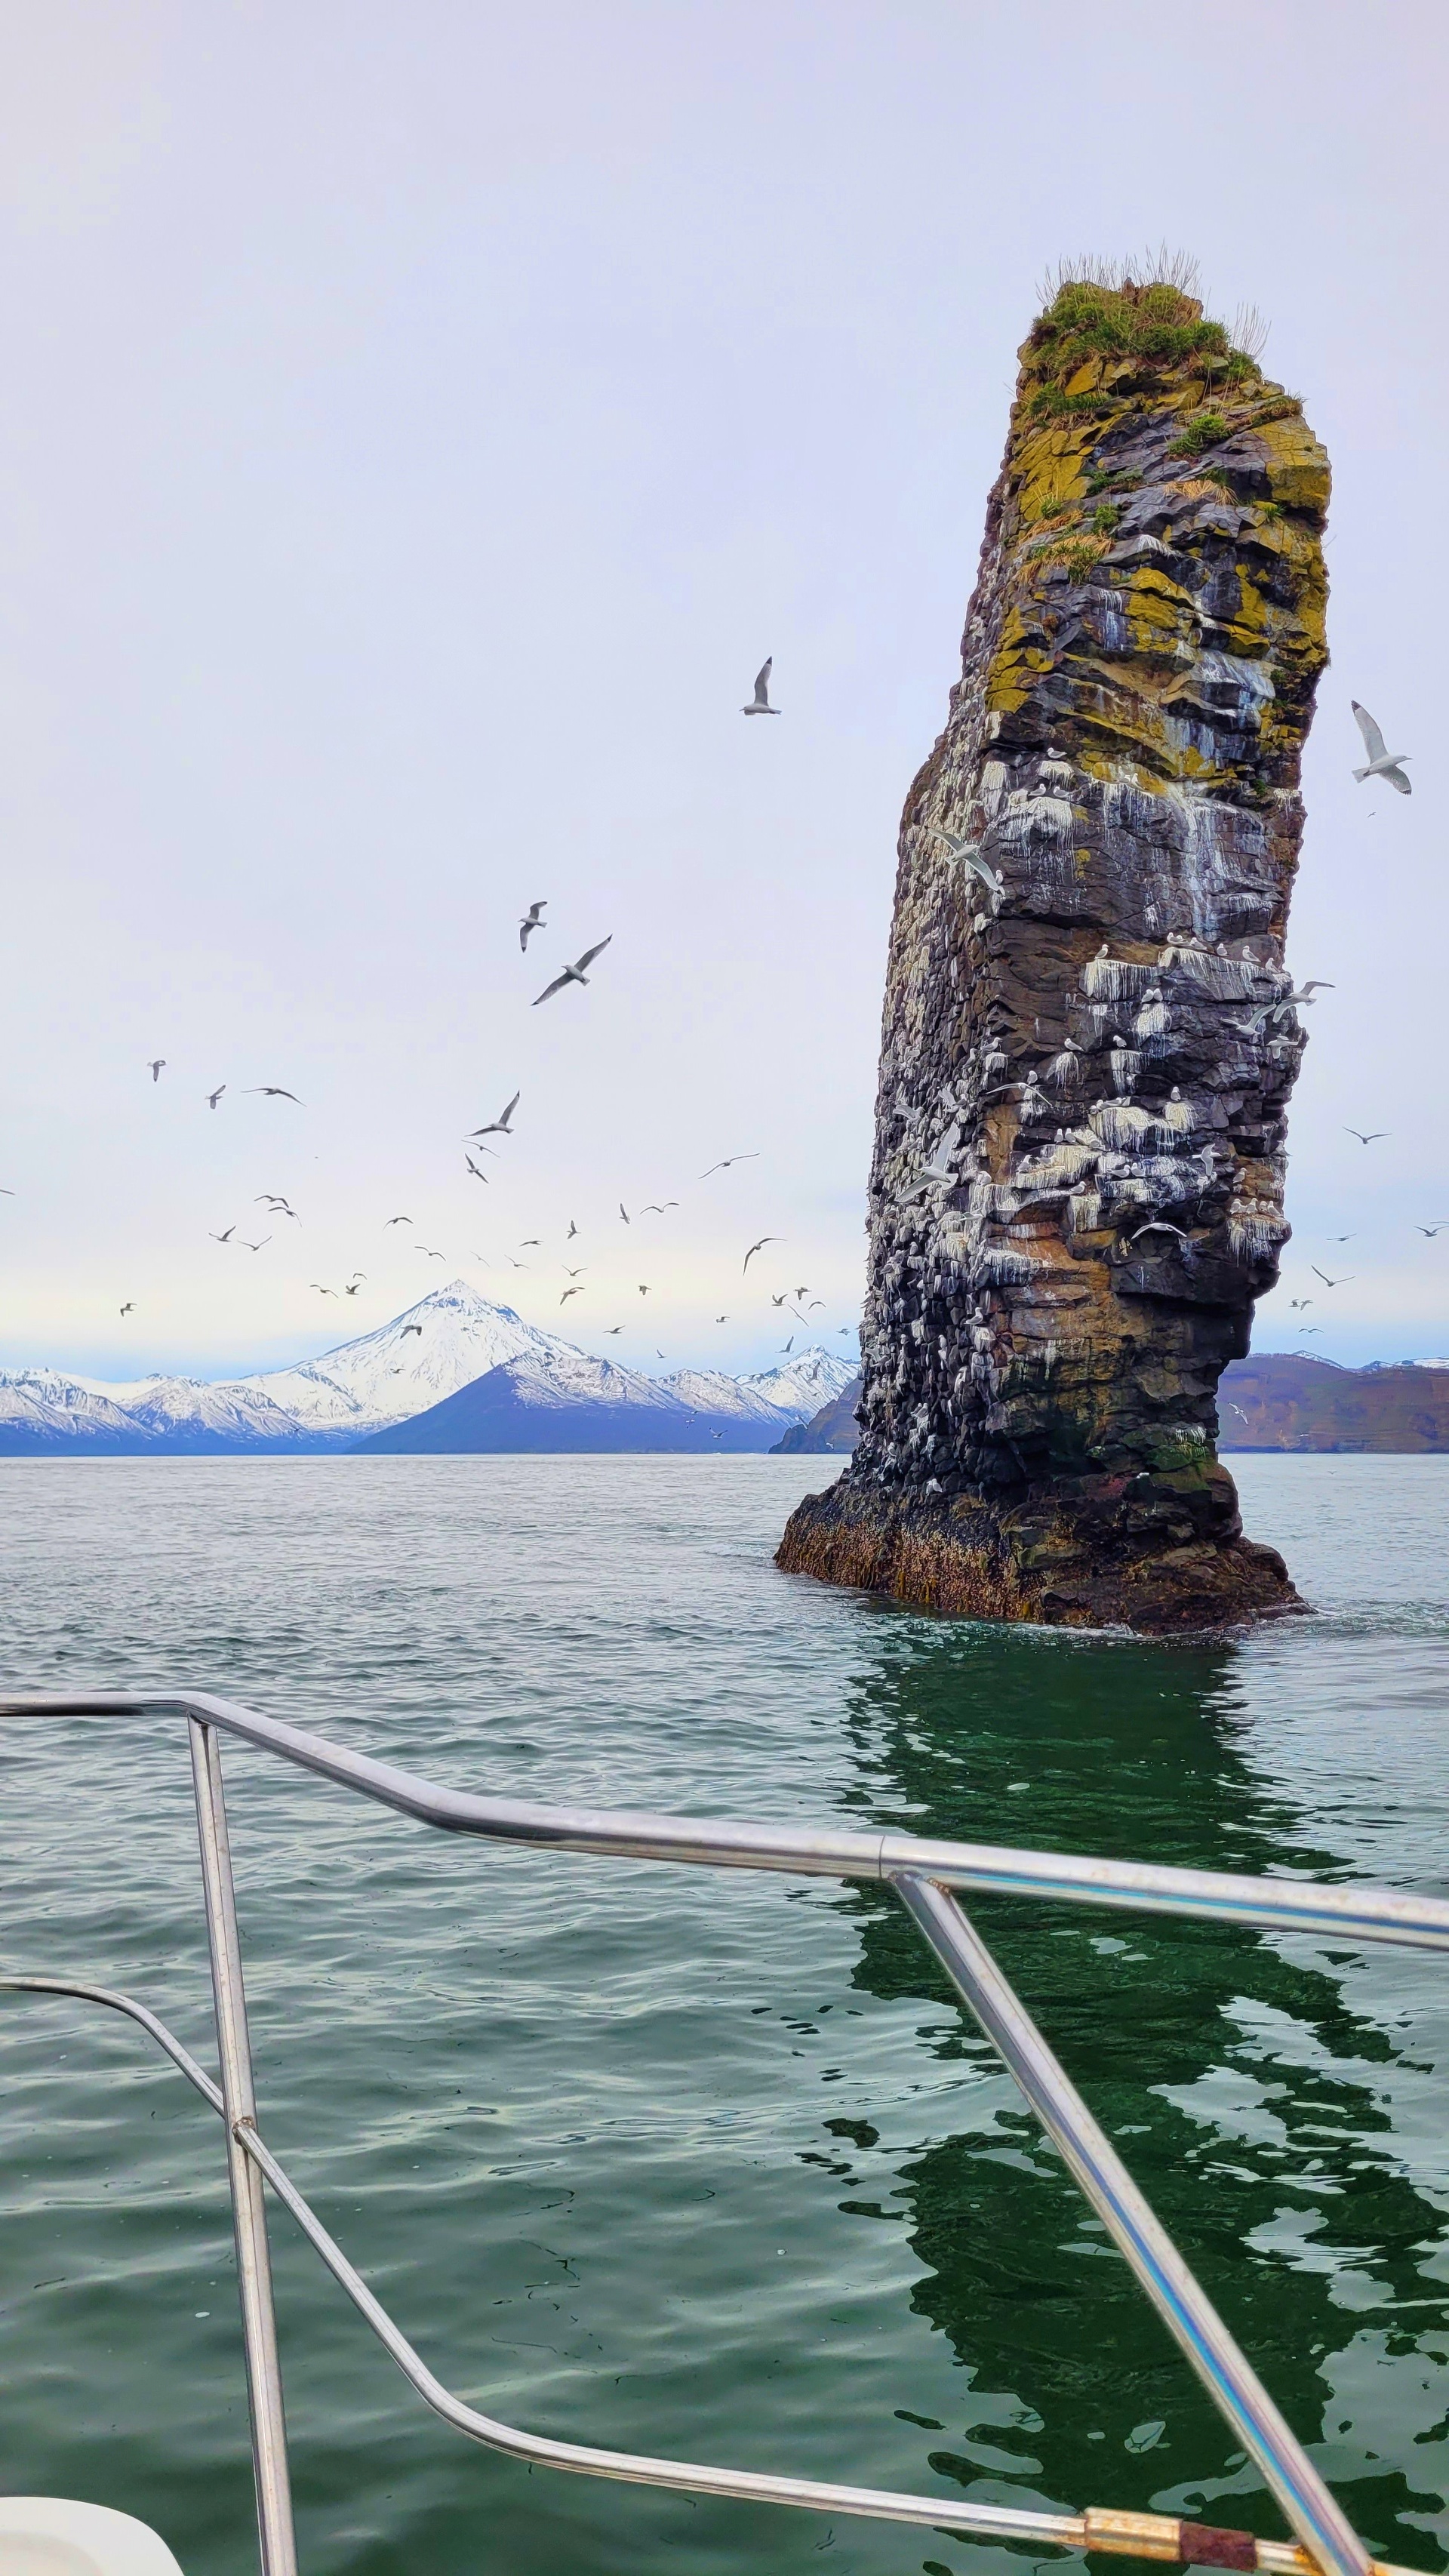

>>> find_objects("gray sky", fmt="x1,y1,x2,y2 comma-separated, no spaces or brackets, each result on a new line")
2,0,1444,1381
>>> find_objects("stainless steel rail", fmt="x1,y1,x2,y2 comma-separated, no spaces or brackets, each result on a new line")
189,1716,297,2576
9,1687,1449,1951
4,1686,1442,2576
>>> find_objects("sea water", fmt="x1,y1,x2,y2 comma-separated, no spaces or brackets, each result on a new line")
2,1454,1448,2576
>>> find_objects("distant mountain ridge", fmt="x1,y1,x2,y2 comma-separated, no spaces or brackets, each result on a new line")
1217,1353,1449,1451
0,1284,857,1455
774,1353,1449,1458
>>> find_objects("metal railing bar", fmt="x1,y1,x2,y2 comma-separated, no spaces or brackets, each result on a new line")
0,1972,1090,2553
189,1718,298,2576
238,2116,1092,2544
0,1974,223,2111
2,1971,1422,2576
5,1689,1449,1953
893,1873,1371,2576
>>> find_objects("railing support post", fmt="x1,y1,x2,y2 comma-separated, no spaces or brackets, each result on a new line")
892,1872,1370,2576
189,1716,299,2576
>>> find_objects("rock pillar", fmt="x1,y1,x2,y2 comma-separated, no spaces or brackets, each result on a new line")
779,275,1330,1632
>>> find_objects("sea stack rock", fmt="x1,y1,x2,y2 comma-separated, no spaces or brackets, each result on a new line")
779,271,1329,1632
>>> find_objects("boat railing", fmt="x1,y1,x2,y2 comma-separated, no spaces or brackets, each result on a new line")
5,1686,1445,2576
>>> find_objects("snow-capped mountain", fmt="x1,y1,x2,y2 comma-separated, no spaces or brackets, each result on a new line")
0,1368,140,1443
74,1374,309,1443
359,1346,735,1454
0,1284,857,1454
361,1332,857,1456
657,1366,794,1423
660,1352,857,1424
740,1347,858,1415
235,1282,555,1434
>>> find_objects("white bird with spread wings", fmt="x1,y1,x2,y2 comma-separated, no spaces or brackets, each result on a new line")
742,657,780,716
931,826,1004,903
1352,701,1411,795
533,938,612,1006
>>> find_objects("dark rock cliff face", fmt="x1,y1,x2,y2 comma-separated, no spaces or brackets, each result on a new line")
779,276,1330,1632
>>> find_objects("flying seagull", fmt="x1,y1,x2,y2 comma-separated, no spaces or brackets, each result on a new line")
604,1325,623,1334
384,1215,412,1226
638,1283,651,1297
245,1087,303,1103
401,1324,422,1337
1312,1266,1355,1288
619,1203,630,1224
641,1202,678,1214
1237,983,1334,1033
206,1085,226,1109
519,902,546,950
311,1283,339,1297
464,1154,492,1183
240,1236,272,1252
1290,1297,1313,1310
472,1093,519,1137
742,657,779,716
700,1153,759,1178
257,1195,299,1220
743,1236,781,1273
715,1315,729,1324
417,1246,447,1260
564,1264,587,1279
533,937,612,1005
780,1337,794,1354
1129,1220,1190,1244
344,1273,365,1294
567,1220,580,1239
148,1059,165,1082
1414,1223,1449,1238
209,1226,236,1244
119,1302,134,1316
931,828,1004,903
1352,701,1412,795
560,1286,583,1305
519,1238,541,1248
1343,1128,1389,1145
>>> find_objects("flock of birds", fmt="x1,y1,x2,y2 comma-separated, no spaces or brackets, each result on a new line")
75,697,860,1365
115,1055,850,1349
7,675,1426,1374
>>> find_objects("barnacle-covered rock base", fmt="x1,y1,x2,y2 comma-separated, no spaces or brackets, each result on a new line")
779,275,1329,1633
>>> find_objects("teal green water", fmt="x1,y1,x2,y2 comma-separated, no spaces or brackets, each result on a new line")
4,1454,1449,2576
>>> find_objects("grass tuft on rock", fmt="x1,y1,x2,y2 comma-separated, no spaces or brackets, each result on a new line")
1022,269,1268,414
1167,408,1231,458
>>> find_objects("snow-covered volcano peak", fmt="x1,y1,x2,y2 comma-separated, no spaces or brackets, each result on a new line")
230,1281,573,1432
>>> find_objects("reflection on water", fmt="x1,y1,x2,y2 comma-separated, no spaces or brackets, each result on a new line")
1,1454,1447,2576
834,1618,1449,2562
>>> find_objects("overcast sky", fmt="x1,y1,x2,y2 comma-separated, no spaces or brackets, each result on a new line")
2,0,1443,1383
